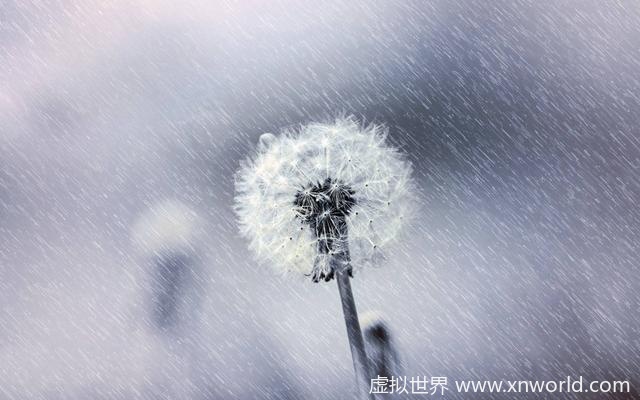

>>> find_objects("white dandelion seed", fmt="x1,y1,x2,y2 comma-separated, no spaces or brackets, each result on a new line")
235,117,416,399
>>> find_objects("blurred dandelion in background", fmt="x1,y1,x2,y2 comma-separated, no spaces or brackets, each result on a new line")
131,200,202,334
235,116,416,399
131,200,205,398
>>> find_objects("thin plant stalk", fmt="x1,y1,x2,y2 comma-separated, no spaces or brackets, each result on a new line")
335,261,375,400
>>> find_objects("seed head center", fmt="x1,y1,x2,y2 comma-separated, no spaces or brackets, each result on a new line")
294,178,356,250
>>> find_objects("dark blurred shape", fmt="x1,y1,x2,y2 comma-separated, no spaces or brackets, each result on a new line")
362,312,400,381
150,251,193,331
131,200,202,335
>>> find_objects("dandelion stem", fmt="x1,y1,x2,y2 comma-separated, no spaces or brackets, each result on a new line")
335,263,375,400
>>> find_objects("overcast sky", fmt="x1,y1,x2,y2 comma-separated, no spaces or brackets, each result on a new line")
1,1,639,399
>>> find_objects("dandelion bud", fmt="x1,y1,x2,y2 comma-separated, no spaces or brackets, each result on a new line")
361,312,401,380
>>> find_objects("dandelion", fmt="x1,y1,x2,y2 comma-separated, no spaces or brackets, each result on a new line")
132,200,204,399
131,200,201,333
235,117,415,399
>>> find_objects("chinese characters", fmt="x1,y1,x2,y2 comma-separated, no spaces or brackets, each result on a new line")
370,376,449,395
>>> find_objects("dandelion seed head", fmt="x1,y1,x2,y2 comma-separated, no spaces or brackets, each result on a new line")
235,117,416,281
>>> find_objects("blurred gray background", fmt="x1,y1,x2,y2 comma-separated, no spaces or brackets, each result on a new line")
1,0,639,399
